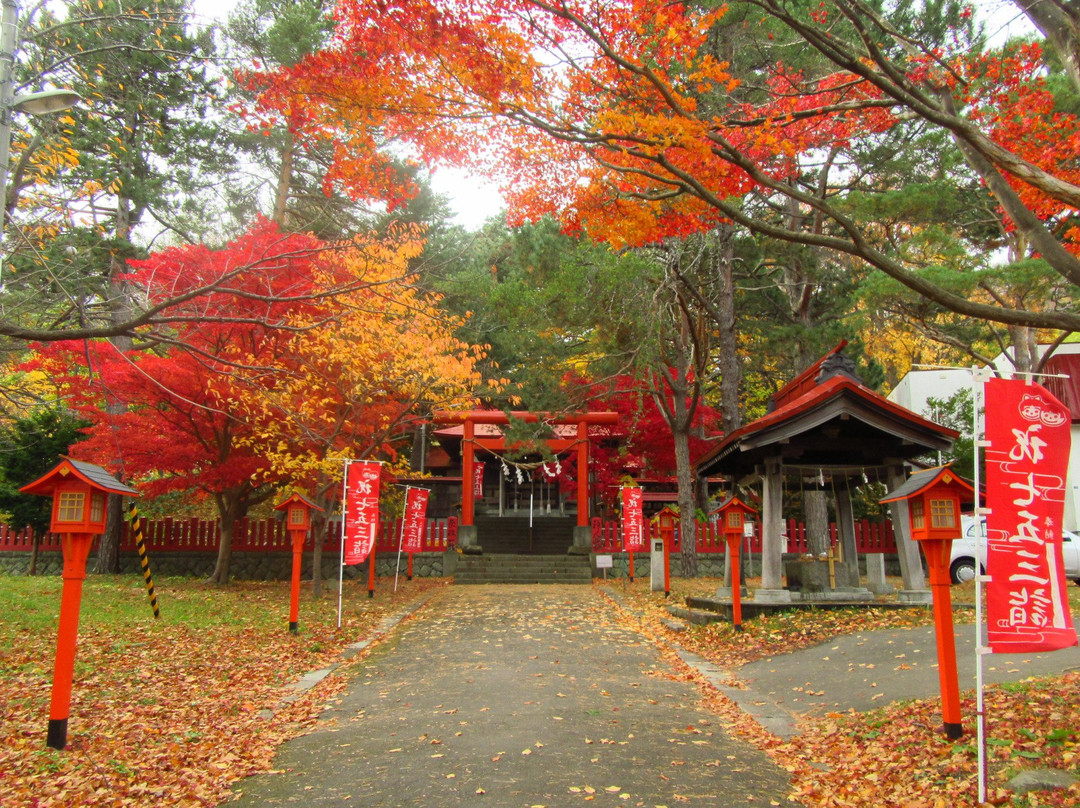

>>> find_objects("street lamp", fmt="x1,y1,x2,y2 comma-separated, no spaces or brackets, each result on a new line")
0,0,80,246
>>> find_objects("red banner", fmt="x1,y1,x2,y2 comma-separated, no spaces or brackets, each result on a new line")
985,377,1077,653
622,486,645,552
473,461,485,499
343,460,381,565
401,488,430,553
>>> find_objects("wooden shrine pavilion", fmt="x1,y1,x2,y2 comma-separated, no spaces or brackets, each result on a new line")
696,343,958,601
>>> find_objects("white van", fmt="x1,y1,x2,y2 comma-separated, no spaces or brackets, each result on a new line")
950,516,1080,585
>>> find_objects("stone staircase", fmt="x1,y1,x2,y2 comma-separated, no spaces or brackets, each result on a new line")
454,516,591,584
453,552,593,584
474,516,574,554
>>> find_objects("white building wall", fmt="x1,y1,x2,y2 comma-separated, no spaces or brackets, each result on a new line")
889,351,1080,531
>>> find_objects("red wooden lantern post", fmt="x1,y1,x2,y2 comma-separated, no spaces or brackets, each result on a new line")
881,465,975,740
715,496,758,632
656,506,677,597
19,459,138,750
274,493,323,634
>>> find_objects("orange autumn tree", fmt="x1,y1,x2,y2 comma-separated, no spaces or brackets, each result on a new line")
36,222,494,583
249,0,1080,335
231,226,496,592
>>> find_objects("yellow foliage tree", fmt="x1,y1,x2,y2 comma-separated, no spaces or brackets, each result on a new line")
233,226,495,592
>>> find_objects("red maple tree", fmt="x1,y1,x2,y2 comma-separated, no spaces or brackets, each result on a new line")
30,222,328,583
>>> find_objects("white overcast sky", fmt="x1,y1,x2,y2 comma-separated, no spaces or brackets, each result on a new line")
187,0,506,231
186,0,1036,231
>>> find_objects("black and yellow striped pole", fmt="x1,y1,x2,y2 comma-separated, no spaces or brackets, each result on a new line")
128,503,160,619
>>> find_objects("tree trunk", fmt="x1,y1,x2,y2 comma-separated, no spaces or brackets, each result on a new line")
272,129,295,227
28,527,40,575
94,496,124,574
667,376,699,578
209,490,247,585
674,423,698,578
804,487,830,556
411,422,426,472
94,193,135,574
714,223,742,433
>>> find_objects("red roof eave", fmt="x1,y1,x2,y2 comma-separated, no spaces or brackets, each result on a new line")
696,374,958,470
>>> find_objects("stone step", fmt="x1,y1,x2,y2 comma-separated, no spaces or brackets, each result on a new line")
473,517,576,554
454,553,592,585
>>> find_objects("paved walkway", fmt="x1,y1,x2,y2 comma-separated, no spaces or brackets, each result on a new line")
727,620,1080,735
229,585,793,807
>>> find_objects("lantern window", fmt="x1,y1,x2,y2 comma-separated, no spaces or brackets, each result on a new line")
726,511,742,528
57,491,86,522
911,499,925,530
930,498,956,528
90,492,105,523
289,507,305,526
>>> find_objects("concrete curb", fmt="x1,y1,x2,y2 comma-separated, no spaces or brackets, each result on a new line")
673,647,802,739
599,587,802,738
258,590,439,719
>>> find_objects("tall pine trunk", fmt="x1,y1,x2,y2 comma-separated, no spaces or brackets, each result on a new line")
804,488,830,556
93,193,135,574
714,224,741,434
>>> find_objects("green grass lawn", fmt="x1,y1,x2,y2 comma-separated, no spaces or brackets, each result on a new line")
0,572,448,806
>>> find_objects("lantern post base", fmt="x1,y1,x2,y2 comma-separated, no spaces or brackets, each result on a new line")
924,539,963,737
46,718,68,750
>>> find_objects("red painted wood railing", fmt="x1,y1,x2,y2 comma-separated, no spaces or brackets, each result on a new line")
2,513,894,555
590,517,896,554
0,516,458,554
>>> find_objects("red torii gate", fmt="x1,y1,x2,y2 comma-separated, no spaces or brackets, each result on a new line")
431,410,620,530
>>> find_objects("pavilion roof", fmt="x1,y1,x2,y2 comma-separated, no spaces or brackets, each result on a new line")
696,360,957,481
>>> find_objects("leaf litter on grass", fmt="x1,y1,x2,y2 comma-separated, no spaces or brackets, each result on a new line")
0,576,447,806
597,577,1080,806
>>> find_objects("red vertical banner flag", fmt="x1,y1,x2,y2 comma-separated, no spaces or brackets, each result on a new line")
985,377,1078,653
343,460,381,565
473,461,485,499
622,486,645,552
401,488,430,553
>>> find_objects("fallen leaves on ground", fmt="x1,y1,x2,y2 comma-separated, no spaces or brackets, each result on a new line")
598,577,1080,807
599,575,941,670
0,576,446,806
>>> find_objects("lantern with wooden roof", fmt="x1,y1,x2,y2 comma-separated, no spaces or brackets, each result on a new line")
275,492,321,535
714,496,758,632
19,458,138,751
714,496,758,544
20,457,137,537
880,465,974,546
274,493,324,634
881,464,974,740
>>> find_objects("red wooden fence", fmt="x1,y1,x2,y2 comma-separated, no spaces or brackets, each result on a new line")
2,513,893,556
0,516,458,555
591,517,896,554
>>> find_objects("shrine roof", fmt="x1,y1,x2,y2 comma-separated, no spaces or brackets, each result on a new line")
697,364,957,480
